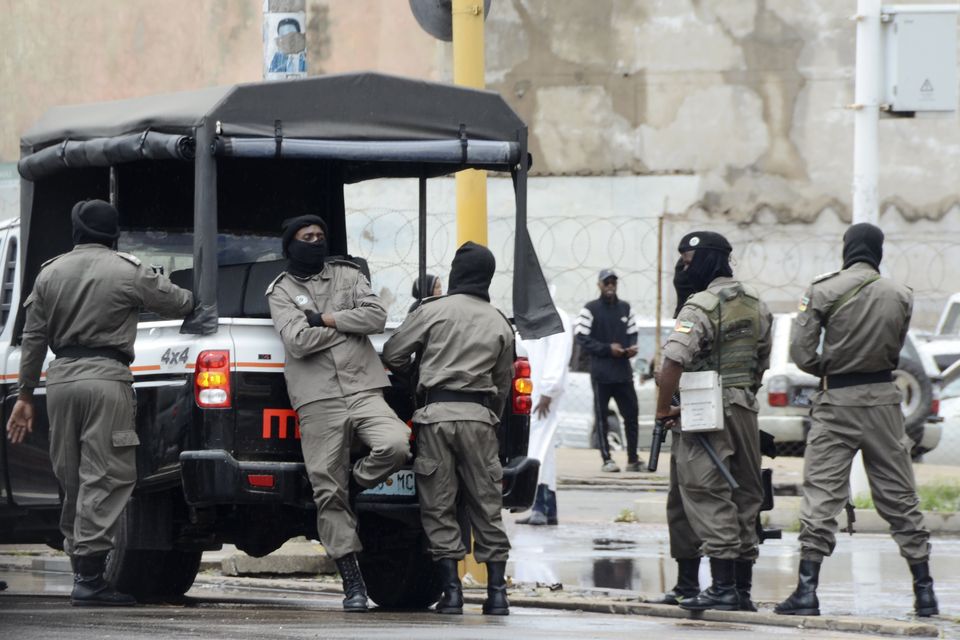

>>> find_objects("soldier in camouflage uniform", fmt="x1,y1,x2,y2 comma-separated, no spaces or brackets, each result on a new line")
655,231,772,612
776,223,937,618
6,200,194,606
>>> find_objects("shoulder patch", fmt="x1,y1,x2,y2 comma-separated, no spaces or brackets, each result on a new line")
674,319,695,334
813,270,840,284
265,272,287,296
798,295,810,312
115,251,141,266
39,253,67,270
684,290,720,313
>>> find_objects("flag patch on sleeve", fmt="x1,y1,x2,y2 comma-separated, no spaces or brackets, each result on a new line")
675,320,694,333
798,295,810,312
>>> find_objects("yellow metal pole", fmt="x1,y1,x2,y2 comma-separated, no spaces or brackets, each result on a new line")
452,0,489,585
452,0,488,247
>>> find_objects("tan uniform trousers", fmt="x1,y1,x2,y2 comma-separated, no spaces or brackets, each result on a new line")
799,402,931,564
667,432,702,559
298,390,411,560
674,404,763,560
47,379,138,558
413,420,511,563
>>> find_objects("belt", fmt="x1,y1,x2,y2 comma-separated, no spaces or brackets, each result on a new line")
424,389,492,409
820,370,893,390
54,346,132,366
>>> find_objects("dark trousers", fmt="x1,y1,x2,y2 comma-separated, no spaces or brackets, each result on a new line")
592,380,639,463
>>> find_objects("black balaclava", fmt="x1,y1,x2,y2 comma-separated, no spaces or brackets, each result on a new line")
72,199,120,247
673,258,696,317
678,231,733,293
842,222,884,270
281,214,329,278
447,241,495,302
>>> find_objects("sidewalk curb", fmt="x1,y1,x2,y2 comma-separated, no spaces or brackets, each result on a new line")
0,561,940,636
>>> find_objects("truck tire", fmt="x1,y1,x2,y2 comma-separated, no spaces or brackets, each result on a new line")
103,494,202,600
894,358,932,450
357,513,441,609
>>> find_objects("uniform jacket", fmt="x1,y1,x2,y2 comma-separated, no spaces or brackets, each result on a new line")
574,296,637,384
662,276,773,412
20,244,194,388
790,261,910,407
382,293,515,426
267,260,389,410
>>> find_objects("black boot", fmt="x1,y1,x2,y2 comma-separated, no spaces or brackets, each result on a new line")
517,485,549,525
653,558,701,605
735,560,757,612
543,487,558,525
678,558,739,611
70,553,136,607
335,553,369,612
482,561,509,615
909,561,939,617
774,559,820,616
435,558,463,614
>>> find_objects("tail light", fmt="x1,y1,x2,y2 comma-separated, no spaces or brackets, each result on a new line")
512,357,533,414
931,398,940,417
767,375,789,407
195,350,231,408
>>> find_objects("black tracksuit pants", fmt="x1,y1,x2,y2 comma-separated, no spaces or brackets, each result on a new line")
592,380,639,463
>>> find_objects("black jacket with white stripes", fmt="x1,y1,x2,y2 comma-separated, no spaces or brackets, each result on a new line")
574,296,638,384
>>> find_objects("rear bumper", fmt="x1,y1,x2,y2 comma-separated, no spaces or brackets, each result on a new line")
180,450,311,507
757,414,810,444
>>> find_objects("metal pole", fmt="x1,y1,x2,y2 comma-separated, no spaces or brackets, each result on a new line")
655,211,664,369
452,0,488,246
852,0,882,225
418,176,427,304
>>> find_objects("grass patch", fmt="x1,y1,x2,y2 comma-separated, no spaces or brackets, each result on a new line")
614,508,638,523
853,480,960,513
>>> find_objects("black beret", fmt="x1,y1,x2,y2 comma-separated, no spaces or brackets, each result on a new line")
678,231,732,254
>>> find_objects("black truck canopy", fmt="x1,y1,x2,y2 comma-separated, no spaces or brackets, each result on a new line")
17,72,561,340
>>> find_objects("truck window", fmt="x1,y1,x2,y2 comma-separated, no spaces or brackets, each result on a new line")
940,304,960,335
119,230,283,275
0,236,16,331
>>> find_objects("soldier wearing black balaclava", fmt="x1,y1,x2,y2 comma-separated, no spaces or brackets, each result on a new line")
776,223,938,618
654,230,772,612
7,199,194,606
383,241,515,617
652,255,705,606
266,214,411,612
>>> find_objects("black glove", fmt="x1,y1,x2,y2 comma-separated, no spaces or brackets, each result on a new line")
305,311,326,327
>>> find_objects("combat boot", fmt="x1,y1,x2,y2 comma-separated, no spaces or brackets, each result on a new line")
70,553,136,607
482,561,509,615
909,561,939,617
774,559,820,616
335,553,369,612
435,558,463,614
735,559,757,612
653,557,700,605
678,558,739,611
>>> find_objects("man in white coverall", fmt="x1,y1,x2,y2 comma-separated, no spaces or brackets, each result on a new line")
517,297,573,526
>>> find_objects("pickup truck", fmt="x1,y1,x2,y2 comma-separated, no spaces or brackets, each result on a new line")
0,73,561,607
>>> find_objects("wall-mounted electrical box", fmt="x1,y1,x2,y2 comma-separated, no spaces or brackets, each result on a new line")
882,4,959,112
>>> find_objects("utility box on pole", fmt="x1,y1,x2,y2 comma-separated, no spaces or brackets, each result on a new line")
882,4,959,113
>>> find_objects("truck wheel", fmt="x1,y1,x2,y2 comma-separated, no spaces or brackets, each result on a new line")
894,358,932,449
103,494,202,600
356,513,441,609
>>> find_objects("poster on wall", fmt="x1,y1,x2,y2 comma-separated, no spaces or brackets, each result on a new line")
263,0,307,80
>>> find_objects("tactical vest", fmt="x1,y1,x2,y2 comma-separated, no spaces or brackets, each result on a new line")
684,283,762,389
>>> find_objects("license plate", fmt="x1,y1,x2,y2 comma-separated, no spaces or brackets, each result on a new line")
361,470,416,496
792,387,816,407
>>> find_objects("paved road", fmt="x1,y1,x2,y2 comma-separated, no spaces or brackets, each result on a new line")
0,585,897,640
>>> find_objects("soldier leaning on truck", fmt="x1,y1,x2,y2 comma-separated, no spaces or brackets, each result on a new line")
382,241,514,617
775,223,938,618
5,200,194,606
266,214,410,613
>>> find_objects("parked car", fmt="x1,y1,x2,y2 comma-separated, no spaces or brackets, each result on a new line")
758,313,941,458
555,312,942,459
919,358,960,466
912,292,960,373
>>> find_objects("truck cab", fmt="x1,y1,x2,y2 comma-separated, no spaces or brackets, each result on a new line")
0,73,561,607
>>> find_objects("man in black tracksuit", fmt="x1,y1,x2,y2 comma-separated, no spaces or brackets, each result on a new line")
575,269,642,472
